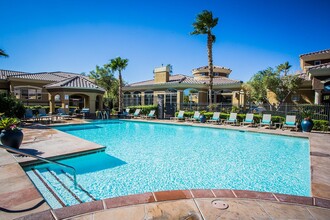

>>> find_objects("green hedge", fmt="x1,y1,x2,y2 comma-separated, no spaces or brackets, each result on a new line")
126,105,158,115
313,120,329,131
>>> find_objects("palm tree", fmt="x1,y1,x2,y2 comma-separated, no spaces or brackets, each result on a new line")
277,61,292,76
0,49,9,57
191,10,218,106
107,57,128,112
89,65,118,108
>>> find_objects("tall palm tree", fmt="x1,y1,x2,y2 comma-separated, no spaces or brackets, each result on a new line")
107,57,128,112
277,61,292,76
0,49,9,57
191,10,218,106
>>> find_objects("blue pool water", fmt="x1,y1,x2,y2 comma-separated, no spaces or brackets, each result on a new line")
25,120,310,208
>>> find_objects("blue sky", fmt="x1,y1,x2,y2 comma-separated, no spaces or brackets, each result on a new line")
1,0,329,83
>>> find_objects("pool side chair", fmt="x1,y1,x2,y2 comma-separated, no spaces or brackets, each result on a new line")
241,113,254,127
132,109,141,118
282,115,298,131
57,108,72,120
143,110,156,120
170,111,185,121
188,111,200,122
38,108,52,122
23,109,36,122
207,112,221,124
259,114,272,128
224,113,237,125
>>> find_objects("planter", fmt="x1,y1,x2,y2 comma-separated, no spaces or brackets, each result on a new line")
0,130,24,149
301,119,314,132
200,115,206,123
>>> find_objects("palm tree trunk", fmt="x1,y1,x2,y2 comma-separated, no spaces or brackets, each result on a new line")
118,71,123,112
207,33,214,106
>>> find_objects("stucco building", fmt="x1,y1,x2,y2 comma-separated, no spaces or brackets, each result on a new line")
0,70,105,114
123,65,243,116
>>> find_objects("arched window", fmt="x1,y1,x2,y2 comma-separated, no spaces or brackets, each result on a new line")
14,86,42,100
133,91,141,105
144,91,154,105
54,94,61,101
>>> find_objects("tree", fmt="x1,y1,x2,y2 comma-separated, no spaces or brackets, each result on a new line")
245,62,302,110
107,57,128,112
191,10,218,106
89,65,118,109
0,49,9,57
277,61,292,76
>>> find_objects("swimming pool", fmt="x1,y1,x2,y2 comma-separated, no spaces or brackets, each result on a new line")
25,120,310,208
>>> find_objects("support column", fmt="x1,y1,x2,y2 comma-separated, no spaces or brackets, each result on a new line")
49,93,55,114
98,95,103,110
314,90,321,104
89,94,97,113
141,92,145,106
232,91,239,107
176,90,183,110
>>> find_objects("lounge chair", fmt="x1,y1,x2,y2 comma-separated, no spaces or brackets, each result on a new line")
143,110,156,119
132,109,141,118
57,108,72,120
23,109,36,122
187,111,200,122
207,112,221,124
38,108,52,122
241,113,254,127
224,113,237,125
170,110,185,121
259,114,272,128
282,115,298,131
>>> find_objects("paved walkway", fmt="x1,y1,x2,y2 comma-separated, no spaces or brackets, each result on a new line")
0,119,329,219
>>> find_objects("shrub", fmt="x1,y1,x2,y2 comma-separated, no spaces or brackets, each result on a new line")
0,94,25,118
312,120,329,131
127,105,158,116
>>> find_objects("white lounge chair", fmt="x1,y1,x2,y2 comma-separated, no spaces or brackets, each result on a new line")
207,112,221,124
241,113,254,127
187,111,200,122
259,114,272,128
132,109,141,118
282,115,298,131
170,110,185,121
224,113,237,125
143,110,156,119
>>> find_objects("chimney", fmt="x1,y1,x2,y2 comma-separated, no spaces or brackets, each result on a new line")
154,66,170,83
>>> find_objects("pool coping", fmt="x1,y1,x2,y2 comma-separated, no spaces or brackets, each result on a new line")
16,189,330,220
2,118,330,219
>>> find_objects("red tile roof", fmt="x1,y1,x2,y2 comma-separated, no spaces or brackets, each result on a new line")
300,49,330,57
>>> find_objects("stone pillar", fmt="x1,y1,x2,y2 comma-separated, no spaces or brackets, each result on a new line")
89,94,97,113
98,95,103,110
176,90,183,110
198,91,207,105
49,93,55,114
314,90,321,104
232,91,239,107
141,92,145,106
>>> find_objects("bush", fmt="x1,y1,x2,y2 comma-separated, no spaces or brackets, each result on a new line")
0,94,25,118
312,120,329,131
127,105,158,116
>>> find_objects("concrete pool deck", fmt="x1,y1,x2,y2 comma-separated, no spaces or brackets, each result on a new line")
0,118,330,219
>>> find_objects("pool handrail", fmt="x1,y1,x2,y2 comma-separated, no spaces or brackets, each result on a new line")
0,143,77,188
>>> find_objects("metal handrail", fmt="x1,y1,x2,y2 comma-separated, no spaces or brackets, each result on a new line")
0,143,77,187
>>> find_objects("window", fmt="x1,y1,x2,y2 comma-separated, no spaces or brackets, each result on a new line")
55,94,61,101
214,73,219,76
314,60,321,65
144,91,154,105
14,86,42,100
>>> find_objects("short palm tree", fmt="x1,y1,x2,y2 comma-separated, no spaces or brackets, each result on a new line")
107,57,128,112
277,61,292,76
191,10,218,106
0,49,9,57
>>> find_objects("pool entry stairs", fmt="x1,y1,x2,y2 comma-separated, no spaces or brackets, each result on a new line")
26,167,96,208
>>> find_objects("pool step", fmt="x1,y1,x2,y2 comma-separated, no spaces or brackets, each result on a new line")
28,168,96,208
